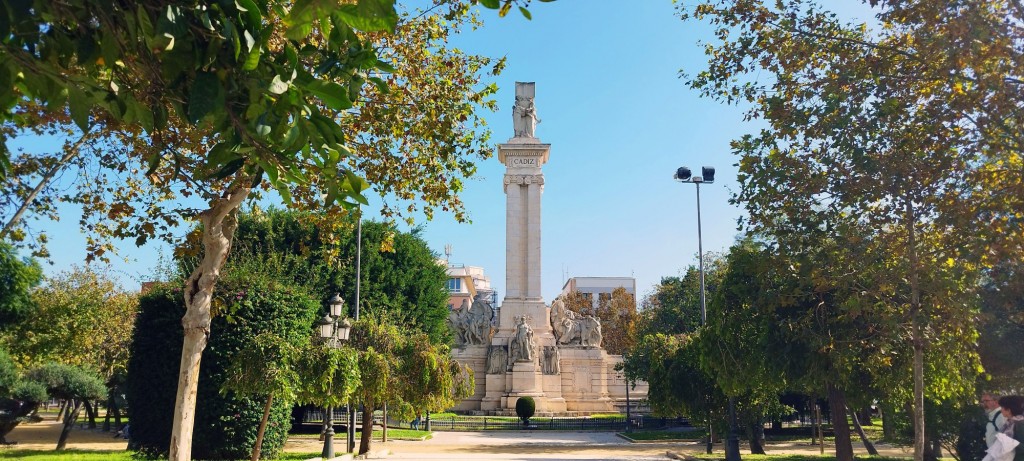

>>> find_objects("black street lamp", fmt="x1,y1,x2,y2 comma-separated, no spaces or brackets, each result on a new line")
675,166,740,461
317,293,350,460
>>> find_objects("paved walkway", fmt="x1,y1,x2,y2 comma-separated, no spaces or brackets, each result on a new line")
379,431,671,460
3,421,918,460
370,431,916,460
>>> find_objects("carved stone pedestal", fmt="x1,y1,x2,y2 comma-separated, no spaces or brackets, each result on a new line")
450,345,489,412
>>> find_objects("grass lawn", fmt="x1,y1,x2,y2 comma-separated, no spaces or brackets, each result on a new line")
683,456,906,461
371,428,431,440
0,451,318,460
621,429,707,441
288,427,431,441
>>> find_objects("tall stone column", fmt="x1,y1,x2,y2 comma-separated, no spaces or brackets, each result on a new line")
481,82,565,413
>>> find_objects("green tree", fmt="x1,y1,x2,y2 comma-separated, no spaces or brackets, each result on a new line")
3,266,137,374
126,275,320,460
682,2,1012,459
293,340,361,422
0,242,41,329
350,314,472,455
28,362,106,450
1,266,137,430
0,347,47,444
210,209,452,342
624,332,726,431
221,332,300,461
640,258,725,336
0,2,516,457
977,259,1024,390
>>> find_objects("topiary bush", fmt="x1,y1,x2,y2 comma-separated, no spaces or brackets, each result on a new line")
0,347,45,444
126,273,318,459
515,396,536,426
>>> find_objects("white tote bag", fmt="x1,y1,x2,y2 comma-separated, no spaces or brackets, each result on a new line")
983,433,1021,461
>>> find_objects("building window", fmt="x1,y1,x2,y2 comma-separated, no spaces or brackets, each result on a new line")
447,278,462,292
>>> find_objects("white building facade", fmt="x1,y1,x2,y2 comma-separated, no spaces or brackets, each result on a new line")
559,276,636,311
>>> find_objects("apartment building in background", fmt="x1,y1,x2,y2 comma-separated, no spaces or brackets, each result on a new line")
559,276,636,311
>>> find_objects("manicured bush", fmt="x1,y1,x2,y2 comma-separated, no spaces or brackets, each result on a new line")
0,347,46,444
515,396,536,425
126,274,319,459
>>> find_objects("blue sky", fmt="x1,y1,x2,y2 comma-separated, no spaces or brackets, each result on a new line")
23,0,876,304
417,0,750,302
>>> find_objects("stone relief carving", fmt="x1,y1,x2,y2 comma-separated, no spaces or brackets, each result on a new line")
503,174,544,192
448,297,495,346
487,345,508,374
550,298,603,348
509,316,536,363
542,346,560,375
513,95,540,138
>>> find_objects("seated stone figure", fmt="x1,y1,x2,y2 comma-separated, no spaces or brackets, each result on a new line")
447,297,494,346
549,298,602,348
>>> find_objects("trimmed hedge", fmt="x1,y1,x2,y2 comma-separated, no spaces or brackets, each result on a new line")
515,396,536,424
126,274,318,459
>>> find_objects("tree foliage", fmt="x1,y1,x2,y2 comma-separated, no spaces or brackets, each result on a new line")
2,266,137,377
681,1,1019,459
595,287,638,356
201,208,452,342
624,258,729,431
0,347,46,444
640,258,725,336
27,362,106,450
126,275,319,460
349,314,473,455
0,242,41,329
1,0,531,456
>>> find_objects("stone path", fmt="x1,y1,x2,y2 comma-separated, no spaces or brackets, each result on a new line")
3,421,918,460
371,430,916,460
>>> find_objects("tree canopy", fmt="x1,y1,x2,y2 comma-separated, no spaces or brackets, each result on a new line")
0,1,525,456
2,266,137,377
681,1,1020,459
0,242,41,329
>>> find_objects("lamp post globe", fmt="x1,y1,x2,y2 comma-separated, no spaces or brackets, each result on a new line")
317,314,335,343
329,293,345,318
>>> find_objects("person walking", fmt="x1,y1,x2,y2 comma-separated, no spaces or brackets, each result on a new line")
998,395,1024,461
986,393,1009,447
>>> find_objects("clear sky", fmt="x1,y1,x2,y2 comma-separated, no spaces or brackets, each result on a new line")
23,0,876,304
416,0,750,303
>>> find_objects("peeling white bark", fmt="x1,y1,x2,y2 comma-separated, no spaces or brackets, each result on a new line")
169,182,251,461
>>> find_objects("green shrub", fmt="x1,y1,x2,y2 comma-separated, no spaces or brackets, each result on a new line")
515,396,536,425
126,274,318,459
0,347,46,443
28,363,106,401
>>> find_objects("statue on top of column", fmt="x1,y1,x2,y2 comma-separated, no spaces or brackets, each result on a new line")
512,82,540,138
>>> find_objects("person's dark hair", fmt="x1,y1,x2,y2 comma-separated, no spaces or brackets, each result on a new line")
998,395,1024,416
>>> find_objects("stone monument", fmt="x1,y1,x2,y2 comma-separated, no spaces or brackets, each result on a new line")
451,82,646,414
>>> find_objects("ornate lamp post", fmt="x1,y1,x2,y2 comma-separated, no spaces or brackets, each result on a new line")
317,293,351,459
675,166,740,461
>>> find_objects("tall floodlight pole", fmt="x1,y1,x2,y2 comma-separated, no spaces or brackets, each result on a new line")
675,166,739,461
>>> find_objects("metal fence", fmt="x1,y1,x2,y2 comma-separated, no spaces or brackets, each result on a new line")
419,415,689,432
301,408,690,432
